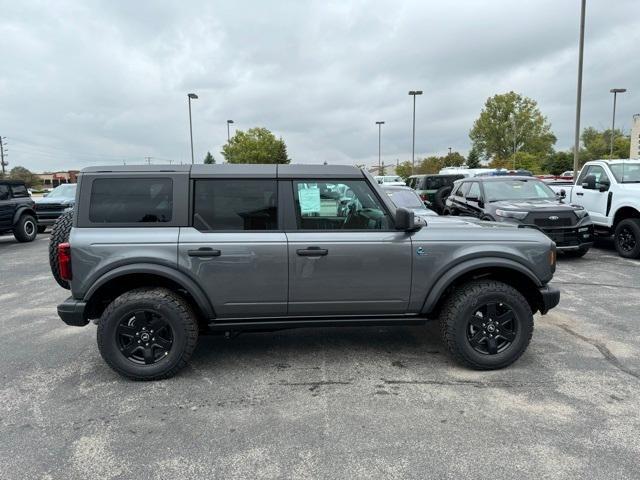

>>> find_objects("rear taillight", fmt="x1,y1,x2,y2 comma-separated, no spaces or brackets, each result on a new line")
58,242,72,281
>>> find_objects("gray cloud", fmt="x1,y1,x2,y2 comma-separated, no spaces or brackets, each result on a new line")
1,0,638,172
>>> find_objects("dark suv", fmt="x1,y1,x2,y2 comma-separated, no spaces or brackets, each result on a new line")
0,180,38,242
53,164,560,380
406,174,465,214
445,176,594,257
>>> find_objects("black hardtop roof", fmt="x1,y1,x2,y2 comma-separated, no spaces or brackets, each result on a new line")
460,176,543,182
81,164,364,179
0,179,27,185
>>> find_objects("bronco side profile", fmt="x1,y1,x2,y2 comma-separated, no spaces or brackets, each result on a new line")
54,165,560,380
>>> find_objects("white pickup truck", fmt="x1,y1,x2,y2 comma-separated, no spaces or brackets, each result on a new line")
548,159,640,258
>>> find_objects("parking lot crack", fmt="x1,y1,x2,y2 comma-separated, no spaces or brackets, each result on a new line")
558,324,640,381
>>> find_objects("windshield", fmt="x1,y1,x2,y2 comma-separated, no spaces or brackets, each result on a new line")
47,184,77,199
386,189,425,209
484,179,556,202
609,163,640,183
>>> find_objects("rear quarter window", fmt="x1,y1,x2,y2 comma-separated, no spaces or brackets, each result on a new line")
89,178,173,223
10,184,28,197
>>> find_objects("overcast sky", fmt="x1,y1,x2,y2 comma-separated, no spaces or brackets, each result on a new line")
1,0,638,172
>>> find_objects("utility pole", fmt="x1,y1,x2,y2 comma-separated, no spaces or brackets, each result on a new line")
145,156,152,165
408,90,423,174
0,136,6,177
511,113,518,170
609,88,627,156
573,0,586,178
376,121,385,173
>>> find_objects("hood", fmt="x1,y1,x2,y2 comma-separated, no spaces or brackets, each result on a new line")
491,198,580,211
424,215,518,230
35,196,75,205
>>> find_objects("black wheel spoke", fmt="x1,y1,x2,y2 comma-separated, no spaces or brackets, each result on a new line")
486,336,498,355
118,325,137,337
154,337,172,351
470,314,484,329
143,347,155,364
498,329,516,342
469,330,485,347
486,303,497,319
496,311,515,327
121,341,139,357
148,317,166,333
133,311,148,328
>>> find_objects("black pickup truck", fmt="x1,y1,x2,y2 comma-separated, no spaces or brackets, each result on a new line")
0,180,38,242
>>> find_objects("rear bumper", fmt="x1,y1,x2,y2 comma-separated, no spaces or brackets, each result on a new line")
57,297,89,326
538,285,560,314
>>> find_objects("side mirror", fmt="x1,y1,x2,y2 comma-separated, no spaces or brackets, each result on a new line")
560,189,566,198
43,192,49,197
582,175,596,190
598,181,610,192
395,207,420,231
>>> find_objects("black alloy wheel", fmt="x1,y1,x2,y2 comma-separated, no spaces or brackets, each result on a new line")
617,225,636,253
116,310,174,365
467,302,516,355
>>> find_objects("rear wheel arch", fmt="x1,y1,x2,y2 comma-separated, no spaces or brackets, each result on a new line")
612,206,640,229
84,265,215,327
13,206,37,225
422,260,543,317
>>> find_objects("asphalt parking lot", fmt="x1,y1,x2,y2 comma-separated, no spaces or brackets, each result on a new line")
1,234,639,480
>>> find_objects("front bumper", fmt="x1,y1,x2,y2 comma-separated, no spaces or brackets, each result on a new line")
538,285,560,314
520,223,594,250
57,297,89,326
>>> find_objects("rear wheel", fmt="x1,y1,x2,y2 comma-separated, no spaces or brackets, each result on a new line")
49,210,73,289
97,288,198,381
439,280,533,370
14,214,38,242
614,219,640,259
433,186,452,214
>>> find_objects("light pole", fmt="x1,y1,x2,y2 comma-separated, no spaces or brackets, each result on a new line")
572,0,586,178
408,90,423,174
609,88,627,157
511,113,518,169
376,121,385,173
187,93,198,164
227,119,234,142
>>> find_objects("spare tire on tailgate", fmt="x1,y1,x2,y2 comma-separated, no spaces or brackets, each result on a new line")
49,209,73,289
433,186,453,214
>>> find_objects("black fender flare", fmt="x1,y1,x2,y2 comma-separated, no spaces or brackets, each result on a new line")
13,206,37,225
83,263,215,319
420,257,542,314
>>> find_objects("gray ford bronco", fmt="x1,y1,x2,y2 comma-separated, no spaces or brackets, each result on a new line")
54,164,560,380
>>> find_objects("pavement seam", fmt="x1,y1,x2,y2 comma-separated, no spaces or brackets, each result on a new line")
558,324,640,381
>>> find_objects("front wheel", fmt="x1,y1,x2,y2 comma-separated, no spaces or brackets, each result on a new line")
614,219,640,259
439,280,533,370
14,214,38,242
97,288,199,380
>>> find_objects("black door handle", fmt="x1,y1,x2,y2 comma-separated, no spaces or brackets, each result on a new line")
576,192,584,196
188,248,221,257
297,247,328,257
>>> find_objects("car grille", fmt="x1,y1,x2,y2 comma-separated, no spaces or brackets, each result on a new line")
36,203,64,211
525,212,576,228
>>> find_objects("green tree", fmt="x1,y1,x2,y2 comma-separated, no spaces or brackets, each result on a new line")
395,161,413,179
543,151,574,175
203,151,215,164
9,166,41,188
470,91,556,161
221,127,291,164
443,151,465,167
466,147,481,168
581,127,630,163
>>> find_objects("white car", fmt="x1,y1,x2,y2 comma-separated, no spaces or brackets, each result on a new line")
374,175,406,186
548,159,640,258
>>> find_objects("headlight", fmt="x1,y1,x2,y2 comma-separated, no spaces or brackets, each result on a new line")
574,207,588,219
495,209,528,220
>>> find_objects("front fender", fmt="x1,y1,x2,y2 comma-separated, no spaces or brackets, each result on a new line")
420,257,542,314
13,206,36,224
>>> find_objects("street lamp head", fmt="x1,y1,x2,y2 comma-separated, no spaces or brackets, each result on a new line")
227,119,234,124
409,90,423,96
376,121,385,125
610,88,627,94
188,93,198,99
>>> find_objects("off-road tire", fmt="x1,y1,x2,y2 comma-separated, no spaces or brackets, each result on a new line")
14,214,38,242
48,210,73,289
97,288,199,381
433,186,452,214
563,247,589,258
439,280,534,370
614,218,640,259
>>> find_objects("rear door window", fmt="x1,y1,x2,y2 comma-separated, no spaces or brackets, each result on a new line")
10,184,28,197
89,178,173,223
192,179,278,231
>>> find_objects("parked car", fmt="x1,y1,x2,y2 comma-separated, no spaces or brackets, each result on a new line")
405,174,465,214
53,164,560,380
546,159,640,258
381,185,438,218
0,180,38,242
445,176,594,257
34,183,76,232
374,175,405,186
